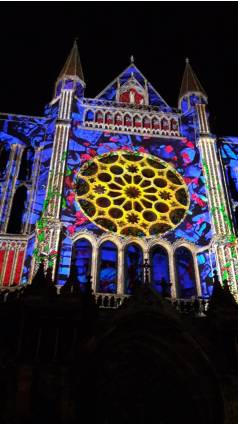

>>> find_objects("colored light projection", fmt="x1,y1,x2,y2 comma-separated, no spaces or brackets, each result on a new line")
0,112,54,285
57,123,212,285
197,250,215,297
76,151,190,237
98,241,117,293
96,64,171,112
125,243,143,294
175,247,196,298
220,139,238,215
62,129,211,246
150,245,170,295
0,101,60,283
73,238,92,288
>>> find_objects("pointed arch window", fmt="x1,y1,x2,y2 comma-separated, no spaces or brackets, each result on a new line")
96,111,104,124
124,243,143,294
161,118,169,131
175,247,197,298
152,117,160,130
115,113,123,126
7,185,27,234
73,238,92,290
0,143,10,179
143,116,151,129
85,110,94,122
124,114,132,127
150,245,170,296
105,112,113,125
98,241,117,293
134,115,142,128
18,147,35,181
171,119,178,132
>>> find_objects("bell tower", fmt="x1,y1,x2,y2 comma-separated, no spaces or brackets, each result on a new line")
34,40,85,278
179,59,238,299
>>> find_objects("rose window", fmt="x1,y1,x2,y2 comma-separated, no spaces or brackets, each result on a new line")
75,151,189,237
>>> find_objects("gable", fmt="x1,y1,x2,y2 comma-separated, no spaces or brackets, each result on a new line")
95,64,171,112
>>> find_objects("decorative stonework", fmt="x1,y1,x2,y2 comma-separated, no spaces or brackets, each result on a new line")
76,151,189,237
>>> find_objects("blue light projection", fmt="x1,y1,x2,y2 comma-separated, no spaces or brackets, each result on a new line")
73,238,92,288
197,250,215,297
124,243,143,294
175,247,196,298
61,125,212,248
151,246,170,295
98,241,117,293
220,139,238,229
0,108,58,284
96,64,171,111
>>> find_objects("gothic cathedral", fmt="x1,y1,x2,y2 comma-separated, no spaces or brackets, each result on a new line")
0,41,238,301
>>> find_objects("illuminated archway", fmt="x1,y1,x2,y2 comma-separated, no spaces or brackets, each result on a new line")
7,185,27,234
150,245,170,295
73,238,92,289
98,241,118,293
0,143,10,179
124,243,143,294
175,247,196,298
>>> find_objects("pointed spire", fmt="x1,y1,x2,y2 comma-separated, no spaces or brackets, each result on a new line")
179,58,207,100
57,39,84,84
130,55,134,64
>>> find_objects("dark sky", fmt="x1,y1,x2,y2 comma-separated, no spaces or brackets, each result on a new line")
0,2,236,136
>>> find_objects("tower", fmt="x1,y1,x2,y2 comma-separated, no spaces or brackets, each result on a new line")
34,40,85,278
179,59,238,299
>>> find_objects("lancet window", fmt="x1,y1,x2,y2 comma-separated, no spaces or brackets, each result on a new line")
98,241,118,294
0,143,10,179
124,243,143,294
7,185,27,234
175,247,196,298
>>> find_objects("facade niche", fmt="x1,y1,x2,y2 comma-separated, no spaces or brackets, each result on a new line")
0,143,10,179
175,247,196,298
73,238,92,289
98,241,118,293
7,185,27,234
124,243,143,294
18,147,35,181
150,245,170,295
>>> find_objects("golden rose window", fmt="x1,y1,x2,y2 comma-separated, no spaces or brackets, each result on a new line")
75,151,190,237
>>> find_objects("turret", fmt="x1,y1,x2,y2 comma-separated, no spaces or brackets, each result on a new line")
178,58,207,114
34,40,85,280
54,39,85,99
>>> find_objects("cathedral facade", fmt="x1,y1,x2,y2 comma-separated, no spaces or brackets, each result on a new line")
0,41,238,301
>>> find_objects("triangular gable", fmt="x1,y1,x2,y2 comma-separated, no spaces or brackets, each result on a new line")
95,64,171,112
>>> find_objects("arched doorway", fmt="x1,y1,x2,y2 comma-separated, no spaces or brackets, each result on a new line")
7,185,27,234
150,245,170,296
98,241,117,293
73,238,92,289
124,243,143,294
175,247,197,298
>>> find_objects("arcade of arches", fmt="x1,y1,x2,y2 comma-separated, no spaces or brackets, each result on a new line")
71,237,199,299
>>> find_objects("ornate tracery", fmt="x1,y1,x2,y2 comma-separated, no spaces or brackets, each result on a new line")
76,151,190,237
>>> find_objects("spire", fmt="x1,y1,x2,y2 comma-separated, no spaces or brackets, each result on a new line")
179,58,207,100
57,39,84,84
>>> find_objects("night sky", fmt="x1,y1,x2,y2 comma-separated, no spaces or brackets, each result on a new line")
0,2,236,136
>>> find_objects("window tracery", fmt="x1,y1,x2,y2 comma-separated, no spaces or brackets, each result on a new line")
76,151,189,237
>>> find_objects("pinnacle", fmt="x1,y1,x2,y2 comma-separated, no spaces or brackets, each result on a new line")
57,39,84,83
179,58,207,100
